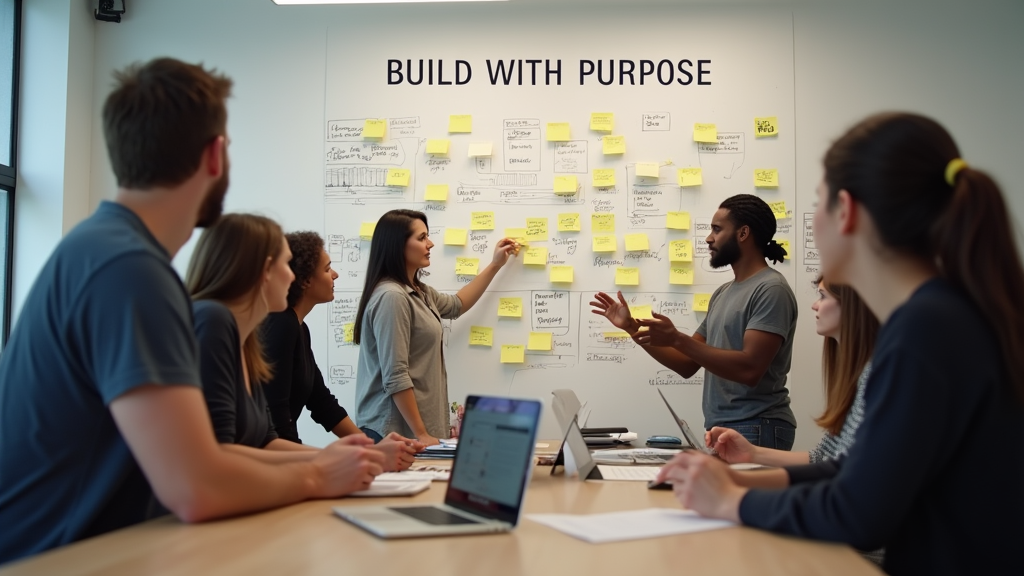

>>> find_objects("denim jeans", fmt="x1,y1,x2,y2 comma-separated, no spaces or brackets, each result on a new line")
360,426,383,444
722,417,795,450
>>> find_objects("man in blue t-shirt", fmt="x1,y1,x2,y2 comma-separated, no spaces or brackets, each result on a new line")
591,195,797,448
0,58,383,565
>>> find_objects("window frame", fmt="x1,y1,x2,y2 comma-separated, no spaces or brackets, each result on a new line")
0,0,22,347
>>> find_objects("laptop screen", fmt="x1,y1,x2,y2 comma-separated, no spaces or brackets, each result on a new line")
445,396,541,525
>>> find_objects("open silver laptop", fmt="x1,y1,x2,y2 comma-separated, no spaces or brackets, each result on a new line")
657,388,714,455
333,395,541,538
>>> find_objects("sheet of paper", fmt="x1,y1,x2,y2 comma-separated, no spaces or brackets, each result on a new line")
526,218,548,241
615,267,640,286
425,183,448,201
546,122,571,141
449,114,472,133
666,212,690,230
498,297,523,318
342,323,354,343
602,135,626,155
693,123,717,143
769,200,787,219
635,162,660,178
505,228,528,246
776,239,791,259
426,139,450,155
468,326,493,346
603,332,630,341
467,141,492,157
629,304,653,320
470,211,494,230
677,168,703,187
592,235,617,253
359,222,376,240
693,293,712,312
524,247,548,266
754,169,779,188
455,257,479,276
590,112,614,132
444,228,467,246
594,466,662,482
669,239,693,262
550,265,574,283
557,213,581,232
386,168,410,187
754,116,779,138
592,168,616,188
624,233,649,252
526,508,735,544
349,479,430,497
500,344,525,363
362,118,386,139
553,175,578,195
527,331,553,351
670,264,695,285
591,213,615,232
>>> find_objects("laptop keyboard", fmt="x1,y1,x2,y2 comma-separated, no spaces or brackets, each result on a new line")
389,506,480,526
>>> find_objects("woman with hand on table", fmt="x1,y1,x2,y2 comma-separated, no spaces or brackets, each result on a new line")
186,213,384,486
261,231,421,471
655,113,1024,576
353,209,517,446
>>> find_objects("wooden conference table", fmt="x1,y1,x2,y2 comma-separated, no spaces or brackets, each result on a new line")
0,462,881,576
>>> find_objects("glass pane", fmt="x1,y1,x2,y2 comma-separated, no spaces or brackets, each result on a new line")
0,187,8,348
0,0,14,166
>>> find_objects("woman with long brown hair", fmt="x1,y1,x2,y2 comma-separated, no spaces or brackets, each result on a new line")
655,113,1024,575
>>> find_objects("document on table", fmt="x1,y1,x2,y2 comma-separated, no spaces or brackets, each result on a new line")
527,508,735,543
595,466,661,482
349,476,431,497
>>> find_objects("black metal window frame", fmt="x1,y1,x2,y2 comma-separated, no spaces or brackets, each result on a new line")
1,0,22,347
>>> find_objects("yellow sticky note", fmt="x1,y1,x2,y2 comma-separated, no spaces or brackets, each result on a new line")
769,201,788,219
670,239,693,262
386,168,410,187
500,344,525,363
693,293,712,312
359,222,376,241
592,235,617,253
426,139,450,155
666,212,691,230
524,247,548,266
603,135,626,155
624,233,649,252
444,228,467,246
449,115,472,133
557,213,580,232
693,123,718,143
777,239,791,259
550,265,574,283
425,184,449,201
754,169,780,188
527,332,553,351
363,119,386,139
615,267,640,286
468,326,493,347
554,176,578,196
670,264,695,285
590,112,614,132
629,304,653,320
546,122,571,142
592,168,616,188
498,297,523,318
677,168,703,187
604,332,631,341
526,218,548,242
471,212,494,230
455,257,479,276
636,162,660,178
592,213,615,232
754,116,779,138
467,142,493,157
505,228,528,246
343,323,354,343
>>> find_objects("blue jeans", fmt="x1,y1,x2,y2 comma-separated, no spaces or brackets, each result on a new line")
722,417,795,450
360,427,384,444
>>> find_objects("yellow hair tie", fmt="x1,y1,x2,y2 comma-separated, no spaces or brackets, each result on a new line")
945,158,968,186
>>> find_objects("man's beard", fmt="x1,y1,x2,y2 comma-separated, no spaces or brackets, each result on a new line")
709,233,741,268
195,170,228,228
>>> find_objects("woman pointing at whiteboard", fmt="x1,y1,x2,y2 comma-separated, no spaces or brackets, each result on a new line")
353,209,517,446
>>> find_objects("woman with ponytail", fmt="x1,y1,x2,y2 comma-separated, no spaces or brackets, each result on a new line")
656,113,1024,576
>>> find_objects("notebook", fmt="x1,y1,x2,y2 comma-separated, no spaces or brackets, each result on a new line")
656,389,714,455
333,395,541,538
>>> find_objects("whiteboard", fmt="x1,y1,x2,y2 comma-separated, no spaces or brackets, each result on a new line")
320,8,800,443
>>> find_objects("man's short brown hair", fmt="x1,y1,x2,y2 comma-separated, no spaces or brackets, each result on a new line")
102,58,233,189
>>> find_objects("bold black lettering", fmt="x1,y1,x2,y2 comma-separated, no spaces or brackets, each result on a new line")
456,60,472,85
406,59,423,86
579,60,595,85
388,59,403,85
639,60,655,85
597,60,613,86
698,59,712,85
657,59,673,85
545,59,562,86
438,60,452,85
487,60,516,85
526,59,541,85
619,60,636,86
676,59,693,85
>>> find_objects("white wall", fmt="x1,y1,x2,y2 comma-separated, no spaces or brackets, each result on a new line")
16,0,1024,449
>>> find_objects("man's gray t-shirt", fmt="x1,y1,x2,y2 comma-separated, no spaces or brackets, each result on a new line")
695,267,797,429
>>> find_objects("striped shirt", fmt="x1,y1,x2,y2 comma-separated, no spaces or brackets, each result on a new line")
808,362,871,463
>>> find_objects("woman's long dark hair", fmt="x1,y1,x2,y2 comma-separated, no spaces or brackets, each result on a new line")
824,112,1024,404
352,209,428,344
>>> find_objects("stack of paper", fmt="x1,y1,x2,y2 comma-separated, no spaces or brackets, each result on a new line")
350,473,432,497
527,508,735,543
